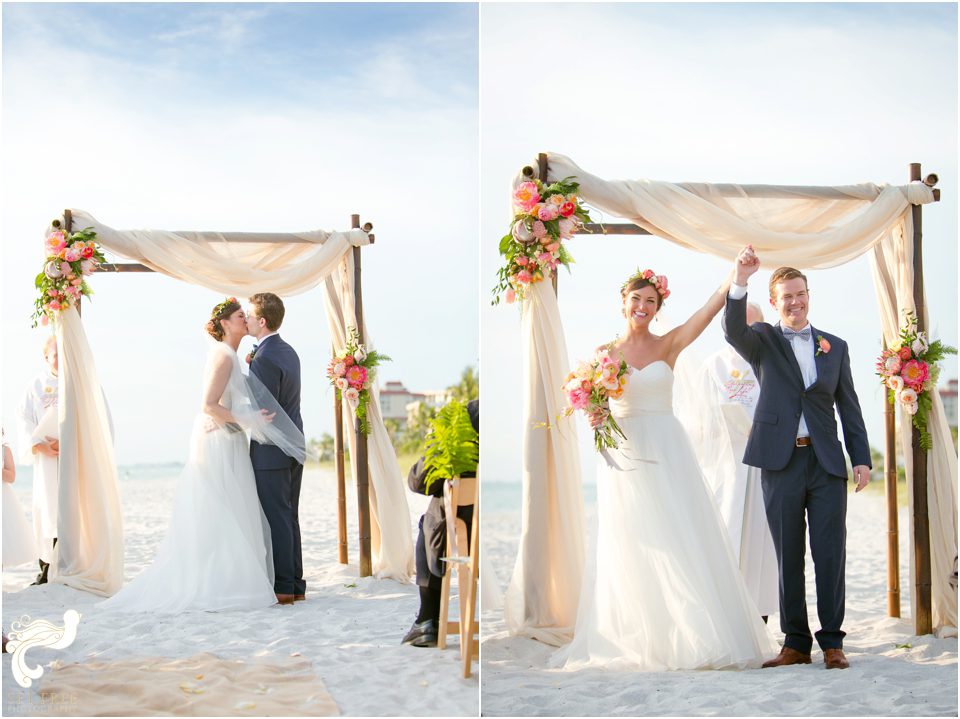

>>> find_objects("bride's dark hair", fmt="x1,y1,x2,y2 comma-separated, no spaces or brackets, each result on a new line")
205,298,241,341
621,276,666,309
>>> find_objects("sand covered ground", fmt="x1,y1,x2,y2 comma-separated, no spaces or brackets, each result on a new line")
481,482,957,717
3,466,478,716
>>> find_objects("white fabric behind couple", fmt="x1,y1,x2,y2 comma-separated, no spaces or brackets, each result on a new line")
506,153,954,645
52,209,413,596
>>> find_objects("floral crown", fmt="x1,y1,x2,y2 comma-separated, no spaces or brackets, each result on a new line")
212,297,239,318
621,269,670,299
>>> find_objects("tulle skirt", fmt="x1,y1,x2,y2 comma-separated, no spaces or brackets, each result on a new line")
101,417,276,612
554,411,777,671
3,482,37,568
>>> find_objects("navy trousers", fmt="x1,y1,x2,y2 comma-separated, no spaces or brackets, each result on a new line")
761,445,847,653
255,463,305,596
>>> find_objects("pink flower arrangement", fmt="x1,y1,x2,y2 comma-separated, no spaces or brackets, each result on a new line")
326,327,391,435
494,175,593,305
562,347,633,451
33,224,105,327
621,268,672,301
875,313,957,450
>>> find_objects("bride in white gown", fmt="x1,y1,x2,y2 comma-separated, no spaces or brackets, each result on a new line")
102,298,307,613
554,269,776,671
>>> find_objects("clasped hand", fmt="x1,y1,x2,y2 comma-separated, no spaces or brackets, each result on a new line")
33,436,59,457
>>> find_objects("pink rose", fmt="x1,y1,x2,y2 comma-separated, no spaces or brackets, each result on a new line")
642,269,654,280
335,377,349,391
515,254,529,266
537,204,559,222
64,247,81,262
568,387,590,411
71,278,83,286
537,252,551,265
512,220,535,244
516,270,533,284
47,289,59,297
898,387,919,405
547,242,560,253
80,245,95,259
59,261,72,276
513,181,541,213
49,300,62,311
505,288,516,304
344,387,360,405
887,376,904,392
532,220,548,239
658,275,669,291
559,201,576,217
898,346,912,361
905,401,919,416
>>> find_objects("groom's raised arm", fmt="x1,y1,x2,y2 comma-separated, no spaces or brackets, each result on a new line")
723,246,763,365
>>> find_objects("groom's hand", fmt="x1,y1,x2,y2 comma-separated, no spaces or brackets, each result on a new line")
852,465,870,492
734,245,760,285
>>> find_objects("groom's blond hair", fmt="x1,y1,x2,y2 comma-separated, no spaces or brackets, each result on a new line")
768,267,808,299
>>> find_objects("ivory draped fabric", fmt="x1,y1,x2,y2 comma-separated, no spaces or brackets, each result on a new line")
870,216,958,634
321,252,414,580
507,154,954,639
53,210,412,590
52,307,124,596
504,280,585,645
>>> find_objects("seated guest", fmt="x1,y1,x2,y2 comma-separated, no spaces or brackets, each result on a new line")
401,399,478,648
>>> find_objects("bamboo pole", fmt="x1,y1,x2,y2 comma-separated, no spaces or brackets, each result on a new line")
352,213,373,578
334,372,348,565
884,337,900,617
909,163,933,635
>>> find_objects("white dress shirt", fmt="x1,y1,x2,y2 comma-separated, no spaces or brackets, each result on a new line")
729,284,816,439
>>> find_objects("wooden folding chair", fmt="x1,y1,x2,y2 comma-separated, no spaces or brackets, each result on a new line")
437,474,479,677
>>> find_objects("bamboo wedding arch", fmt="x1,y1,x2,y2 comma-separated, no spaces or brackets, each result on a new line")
61,209,383,578
513,152,946,636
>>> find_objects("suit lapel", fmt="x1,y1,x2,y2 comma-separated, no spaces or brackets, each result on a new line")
773,322,805,386
811,326,826,388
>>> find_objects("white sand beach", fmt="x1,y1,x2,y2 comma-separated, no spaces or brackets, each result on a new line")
2,466,478,717
481,482,958,717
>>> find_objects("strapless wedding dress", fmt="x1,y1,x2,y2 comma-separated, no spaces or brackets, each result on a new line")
555,361,776,670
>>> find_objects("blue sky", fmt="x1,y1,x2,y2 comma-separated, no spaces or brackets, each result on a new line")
480,1,958,482
1,3,478,463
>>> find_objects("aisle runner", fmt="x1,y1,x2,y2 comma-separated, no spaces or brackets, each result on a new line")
26,652,338,716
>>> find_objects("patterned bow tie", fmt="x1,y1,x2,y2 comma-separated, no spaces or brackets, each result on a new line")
782,326,812,341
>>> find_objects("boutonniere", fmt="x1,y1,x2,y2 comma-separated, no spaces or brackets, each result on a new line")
245,344,258,365
816,335,831,356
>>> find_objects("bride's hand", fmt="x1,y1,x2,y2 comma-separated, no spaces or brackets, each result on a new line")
588,410,605,430
260,409,276,424
203,417,219,433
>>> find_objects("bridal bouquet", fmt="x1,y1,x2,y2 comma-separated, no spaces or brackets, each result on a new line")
327,327,391,435
562,347,632,451
875,312,956,450
32,226,105,327
492,175,592,304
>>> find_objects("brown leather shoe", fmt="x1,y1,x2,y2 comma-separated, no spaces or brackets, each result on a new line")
823,648,849,669
762,646,812,668
294,594,306,602
275,593,295,605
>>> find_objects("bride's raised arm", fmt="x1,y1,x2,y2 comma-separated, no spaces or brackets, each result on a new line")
664,269,734,360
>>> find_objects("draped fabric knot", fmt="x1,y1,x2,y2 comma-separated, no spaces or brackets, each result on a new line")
903,181,936,206
781,326,812,341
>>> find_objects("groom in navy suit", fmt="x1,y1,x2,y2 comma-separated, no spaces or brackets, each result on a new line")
723,246,871,670
247,292,305,606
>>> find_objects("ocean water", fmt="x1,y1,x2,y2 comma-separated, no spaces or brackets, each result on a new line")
10,463,184,491
482,480,597,515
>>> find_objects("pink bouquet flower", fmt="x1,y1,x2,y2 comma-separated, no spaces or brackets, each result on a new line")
562,347,633,451
326,327,390,435
875,313,956,450
494,175,593,305
33,224,106,327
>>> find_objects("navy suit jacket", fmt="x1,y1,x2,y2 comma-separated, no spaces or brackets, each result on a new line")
722,295,871,477
249,334,303,471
